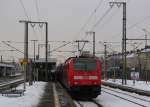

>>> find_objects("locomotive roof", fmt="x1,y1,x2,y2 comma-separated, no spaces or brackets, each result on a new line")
64,56,98,64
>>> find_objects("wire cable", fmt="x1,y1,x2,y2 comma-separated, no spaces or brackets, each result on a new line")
18,0,39,41
74,0,104,40
2,41,24,54
81,7,112,40
18,0,30,20
35,0,41,21
49,42,72,53
96,8,121,32
92,7,112,31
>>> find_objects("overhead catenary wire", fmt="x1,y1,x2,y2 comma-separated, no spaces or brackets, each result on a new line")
110,15,150,40
96,7,121,32
128,16,150,30
84,0,131,40
109,0,150,40
49,42,73,53
18,0,30,20
1,40,24,44
17,0,44,46
35,0,41,21
91,7,112,31
81,7,112,41
2,41,24,54
74,0,104,40
2,41,34,57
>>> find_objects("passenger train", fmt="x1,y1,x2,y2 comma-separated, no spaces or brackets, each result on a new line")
56,54,101,98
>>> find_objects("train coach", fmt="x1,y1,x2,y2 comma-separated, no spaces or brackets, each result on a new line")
56,55,101,98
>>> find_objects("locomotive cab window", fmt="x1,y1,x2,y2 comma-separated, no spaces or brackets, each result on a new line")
74,58,97,71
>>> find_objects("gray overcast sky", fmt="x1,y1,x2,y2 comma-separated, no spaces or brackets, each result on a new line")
0,0,150,62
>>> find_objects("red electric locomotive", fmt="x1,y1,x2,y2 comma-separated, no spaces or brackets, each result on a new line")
56,55,101,98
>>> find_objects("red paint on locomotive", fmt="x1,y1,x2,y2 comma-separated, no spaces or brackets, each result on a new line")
57,56,101,98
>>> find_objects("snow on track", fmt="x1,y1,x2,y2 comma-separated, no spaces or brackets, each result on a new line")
75,86,150,107
100,86,150,107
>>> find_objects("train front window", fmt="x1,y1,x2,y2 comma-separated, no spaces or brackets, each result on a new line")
74,58,97,71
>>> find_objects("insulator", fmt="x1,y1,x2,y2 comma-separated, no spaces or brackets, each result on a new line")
117,3,122,8
30,23,35,28
109,2,114,8
39,23,43,28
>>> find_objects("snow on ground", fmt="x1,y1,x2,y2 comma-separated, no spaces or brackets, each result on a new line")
75,91,143,107
95,91,142,107
0,82,46,107
105,79,150,91
75,79,150,107
74,101,97,107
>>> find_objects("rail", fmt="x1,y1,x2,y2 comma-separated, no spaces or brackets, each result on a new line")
0,79,24,92
102,87,148,107
102,81,150,96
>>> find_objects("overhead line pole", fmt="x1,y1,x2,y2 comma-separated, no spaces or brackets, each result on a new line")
45,22,48,81
143,29,148,83
104,42,107,80
19,20,48,82
109,2,127,85
123,2,127,85
86,31,95,57
31,40,38,83
93,32,95,57
75,40,89,55
24,22,28,88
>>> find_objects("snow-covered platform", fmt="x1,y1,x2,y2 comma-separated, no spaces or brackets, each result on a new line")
0,82,46,107
102,79,150,96
37,82,76,107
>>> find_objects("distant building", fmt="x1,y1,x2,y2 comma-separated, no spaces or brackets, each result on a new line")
106,48,150,80
0,62,21,76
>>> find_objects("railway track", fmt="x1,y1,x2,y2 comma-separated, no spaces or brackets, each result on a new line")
102,81,150,96
102,86,150,103
91,99,103,107
0,75,23,85
55,82,76,107
75,99,103,107
0,78,24,92
102,86,149,107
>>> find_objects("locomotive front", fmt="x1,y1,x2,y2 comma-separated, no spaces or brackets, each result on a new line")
69,57,101,98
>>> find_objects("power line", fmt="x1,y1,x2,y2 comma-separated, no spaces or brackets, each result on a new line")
82,0,131,40
92,7,112,30
49,42,72,53
110,16,150,40
17,0,40,41
1,40,24,44
18,0,30,20
81,7,112,41
2,41,24,54
35,0,41,21
128,16,150,30
48,41,71,43
96,7,121,32
74,0,104,40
